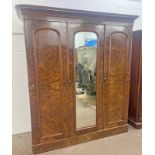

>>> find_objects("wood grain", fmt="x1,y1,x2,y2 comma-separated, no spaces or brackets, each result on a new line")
103,25,132,128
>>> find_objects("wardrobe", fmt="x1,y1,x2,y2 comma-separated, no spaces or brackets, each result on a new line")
129,30,142,129
16,5,138,154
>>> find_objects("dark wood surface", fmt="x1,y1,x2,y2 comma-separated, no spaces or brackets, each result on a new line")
16,4,138,154
129,30,142,129
15,4,138,22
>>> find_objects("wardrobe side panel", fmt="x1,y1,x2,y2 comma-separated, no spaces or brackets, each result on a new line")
129,30,142,128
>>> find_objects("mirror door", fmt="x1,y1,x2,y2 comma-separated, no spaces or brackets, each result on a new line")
68,23,104,135
75,32,97,129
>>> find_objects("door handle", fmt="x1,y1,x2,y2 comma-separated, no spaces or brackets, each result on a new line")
104,77,107,81
68,80,74,85
64,80,73,85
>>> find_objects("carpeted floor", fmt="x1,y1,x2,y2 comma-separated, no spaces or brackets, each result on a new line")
12,125,142,155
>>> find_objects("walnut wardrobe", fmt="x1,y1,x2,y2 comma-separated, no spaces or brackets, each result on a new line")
16,5,138,154
129,30,142,129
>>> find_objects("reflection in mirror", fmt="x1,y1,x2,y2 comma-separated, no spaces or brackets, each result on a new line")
75,32,97,129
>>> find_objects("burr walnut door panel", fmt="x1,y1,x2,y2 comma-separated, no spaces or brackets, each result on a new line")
103,25,131,128
67,23,104,135
24,20,69,144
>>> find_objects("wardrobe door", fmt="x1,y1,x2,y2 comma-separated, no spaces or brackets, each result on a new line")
103,25,132,128
24,20,69,145
68,23,104,135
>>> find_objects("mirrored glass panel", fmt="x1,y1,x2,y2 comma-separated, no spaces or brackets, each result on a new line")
75,32,97,129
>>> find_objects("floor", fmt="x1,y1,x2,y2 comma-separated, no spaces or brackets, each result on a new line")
76,94,96,128
12,125,142,155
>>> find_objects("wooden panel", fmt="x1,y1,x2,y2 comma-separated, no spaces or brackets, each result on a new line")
24,20,69,144
108,32,127,123
33,125,128,154
34,29,63,139
103,25,131,127
129,30,142,129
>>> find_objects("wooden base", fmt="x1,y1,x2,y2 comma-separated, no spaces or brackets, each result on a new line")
33,124,128,154
128,119,142,129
